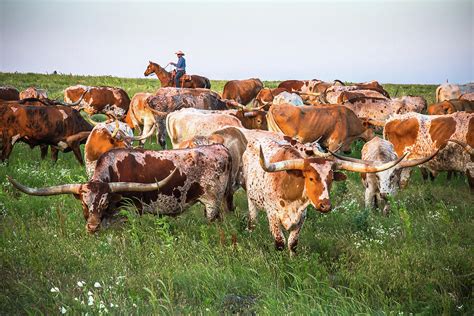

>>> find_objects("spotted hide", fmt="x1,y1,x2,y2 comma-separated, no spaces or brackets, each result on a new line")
384,112,474,191
20,87,48,100
242,135,404,255
64,85,131,119
166,108,266,149
84,121,134,178
0,100,92,163
436,83,474,103
427,100,474,115
9,145,233,233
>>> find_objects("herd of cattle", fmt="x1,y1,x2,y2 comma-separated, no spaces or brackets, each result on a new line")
1,69,473,255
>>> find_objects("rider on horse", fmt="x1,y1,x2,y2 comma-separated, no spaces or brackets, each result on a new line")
170,50,186,88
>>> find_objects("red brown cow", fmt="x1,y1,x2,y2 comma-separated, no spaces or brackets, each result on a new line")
0,101,92,163
278,80,344,103
9,145,233,233
19,87,48,100
267,103,374,152
64,85,131,119
427,100,474,115
384,112,474,191
222,79,264,105
0,86,19,101
254,88,288,108
144,61,211,89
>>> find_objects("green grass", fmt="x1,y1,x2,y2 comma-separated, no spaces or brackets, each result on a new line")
0,72,472,314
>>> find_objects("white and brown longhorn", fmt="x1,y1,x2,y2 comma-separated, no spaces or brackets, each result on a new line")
9,145,234,233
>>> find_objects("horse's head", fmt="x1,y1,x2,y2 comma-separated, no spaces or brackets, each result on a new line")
144,61,159,76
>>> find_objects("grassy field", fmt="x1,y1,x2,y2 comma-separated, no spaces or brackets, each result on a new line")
0,72,472,315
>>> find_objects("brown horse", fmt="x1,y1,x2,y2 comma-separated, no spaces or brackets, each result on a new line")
144,61,211,89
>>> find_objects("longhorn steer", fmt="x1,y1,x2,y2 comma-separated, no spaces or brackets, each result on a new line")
435,83,474,102
243,137,405,255
427,99,474,115
64,85,131,119
0,101,92,163
267,103,374,152
222,78,264,105
178,126,248,195
9,145,233,233
20,87,48,100
360,137,439,214
166,108,267,149
384,112,474,191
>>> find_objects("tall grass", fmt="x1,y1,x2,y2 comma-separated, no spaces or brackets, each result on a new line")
0,73,472,314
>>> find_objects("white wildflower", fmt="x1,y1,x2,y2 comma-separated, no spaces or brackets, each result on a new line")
87,291,93,296
94,282,101,288
77,281,85,287
88,295,94,306
99,301,105,309
133,303,137,308
50,287,60,293
60,306,67,314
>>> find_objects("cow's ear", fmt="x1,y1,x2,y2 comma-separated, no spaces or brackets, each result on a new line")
334,171,347,181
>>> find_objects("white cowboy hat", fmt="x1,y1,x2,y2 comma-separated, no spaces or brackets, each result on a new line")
175,50,185,56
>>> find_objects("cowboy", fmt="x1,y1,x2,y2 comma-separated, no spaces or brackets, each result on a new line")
170,50,186,88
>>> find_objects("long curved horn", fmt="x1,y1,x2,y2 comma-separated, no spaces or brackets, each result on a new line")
259,145,305,172
8,176,81,195
111,119,120,138
331,151,408,173
126,124,156,141
224,99,245,110
108,168,177,193
398,148,440,168
56,87,90,106
448,139,474,155
365,119,386,127
83,115,100,126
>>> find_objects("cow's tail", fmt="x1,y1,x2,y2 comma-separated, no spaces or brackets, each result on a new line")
224,154,235,213
435,85,442,103
165,113,177,148
205,78,211,89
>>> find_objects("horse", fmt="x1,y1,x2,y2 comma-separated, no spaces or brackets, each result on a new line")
144,61,211,89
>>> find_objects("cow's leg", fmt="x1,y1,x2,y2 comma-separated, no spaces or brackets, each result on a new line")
140,120,154,148
287,210,306,256
365,186,376,210
267,212,285,251
51,147,59,162
40,145,48,159
467,169,474,193
420,167,429,181
247,199,258,231
157,120,167,149
1,132,14,161
70,145,84,165
203,202,221,222
400,168,412,189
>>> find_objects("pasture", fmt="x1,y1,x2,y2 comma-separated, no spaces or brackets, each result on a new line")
0,72,472,314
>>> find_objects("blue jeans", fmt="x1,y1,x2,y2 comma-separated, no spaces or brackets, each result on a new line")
175,70,185,88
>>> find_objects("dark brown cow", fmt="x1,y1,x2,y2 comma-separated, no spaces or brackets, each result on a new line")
0,101,93,164
64,85,131,119
9,145,233,233
0,86,20,101
267,103,374,152
222,79,264,105
144,61,211,89
427,99,474,115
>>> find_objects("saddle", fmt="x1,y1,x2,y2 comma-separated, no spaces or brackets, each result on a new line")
171,70,192,82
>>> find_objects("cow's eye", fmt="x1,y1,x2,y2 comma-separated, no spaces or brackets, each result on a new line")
309,177,314,181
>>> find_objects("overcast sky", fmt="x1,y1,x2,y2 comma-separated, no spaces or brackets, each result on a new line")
0,0,472,83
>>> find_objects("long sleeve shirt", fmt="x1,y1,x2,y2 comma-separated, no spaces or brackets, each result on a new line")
175,57,186,71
